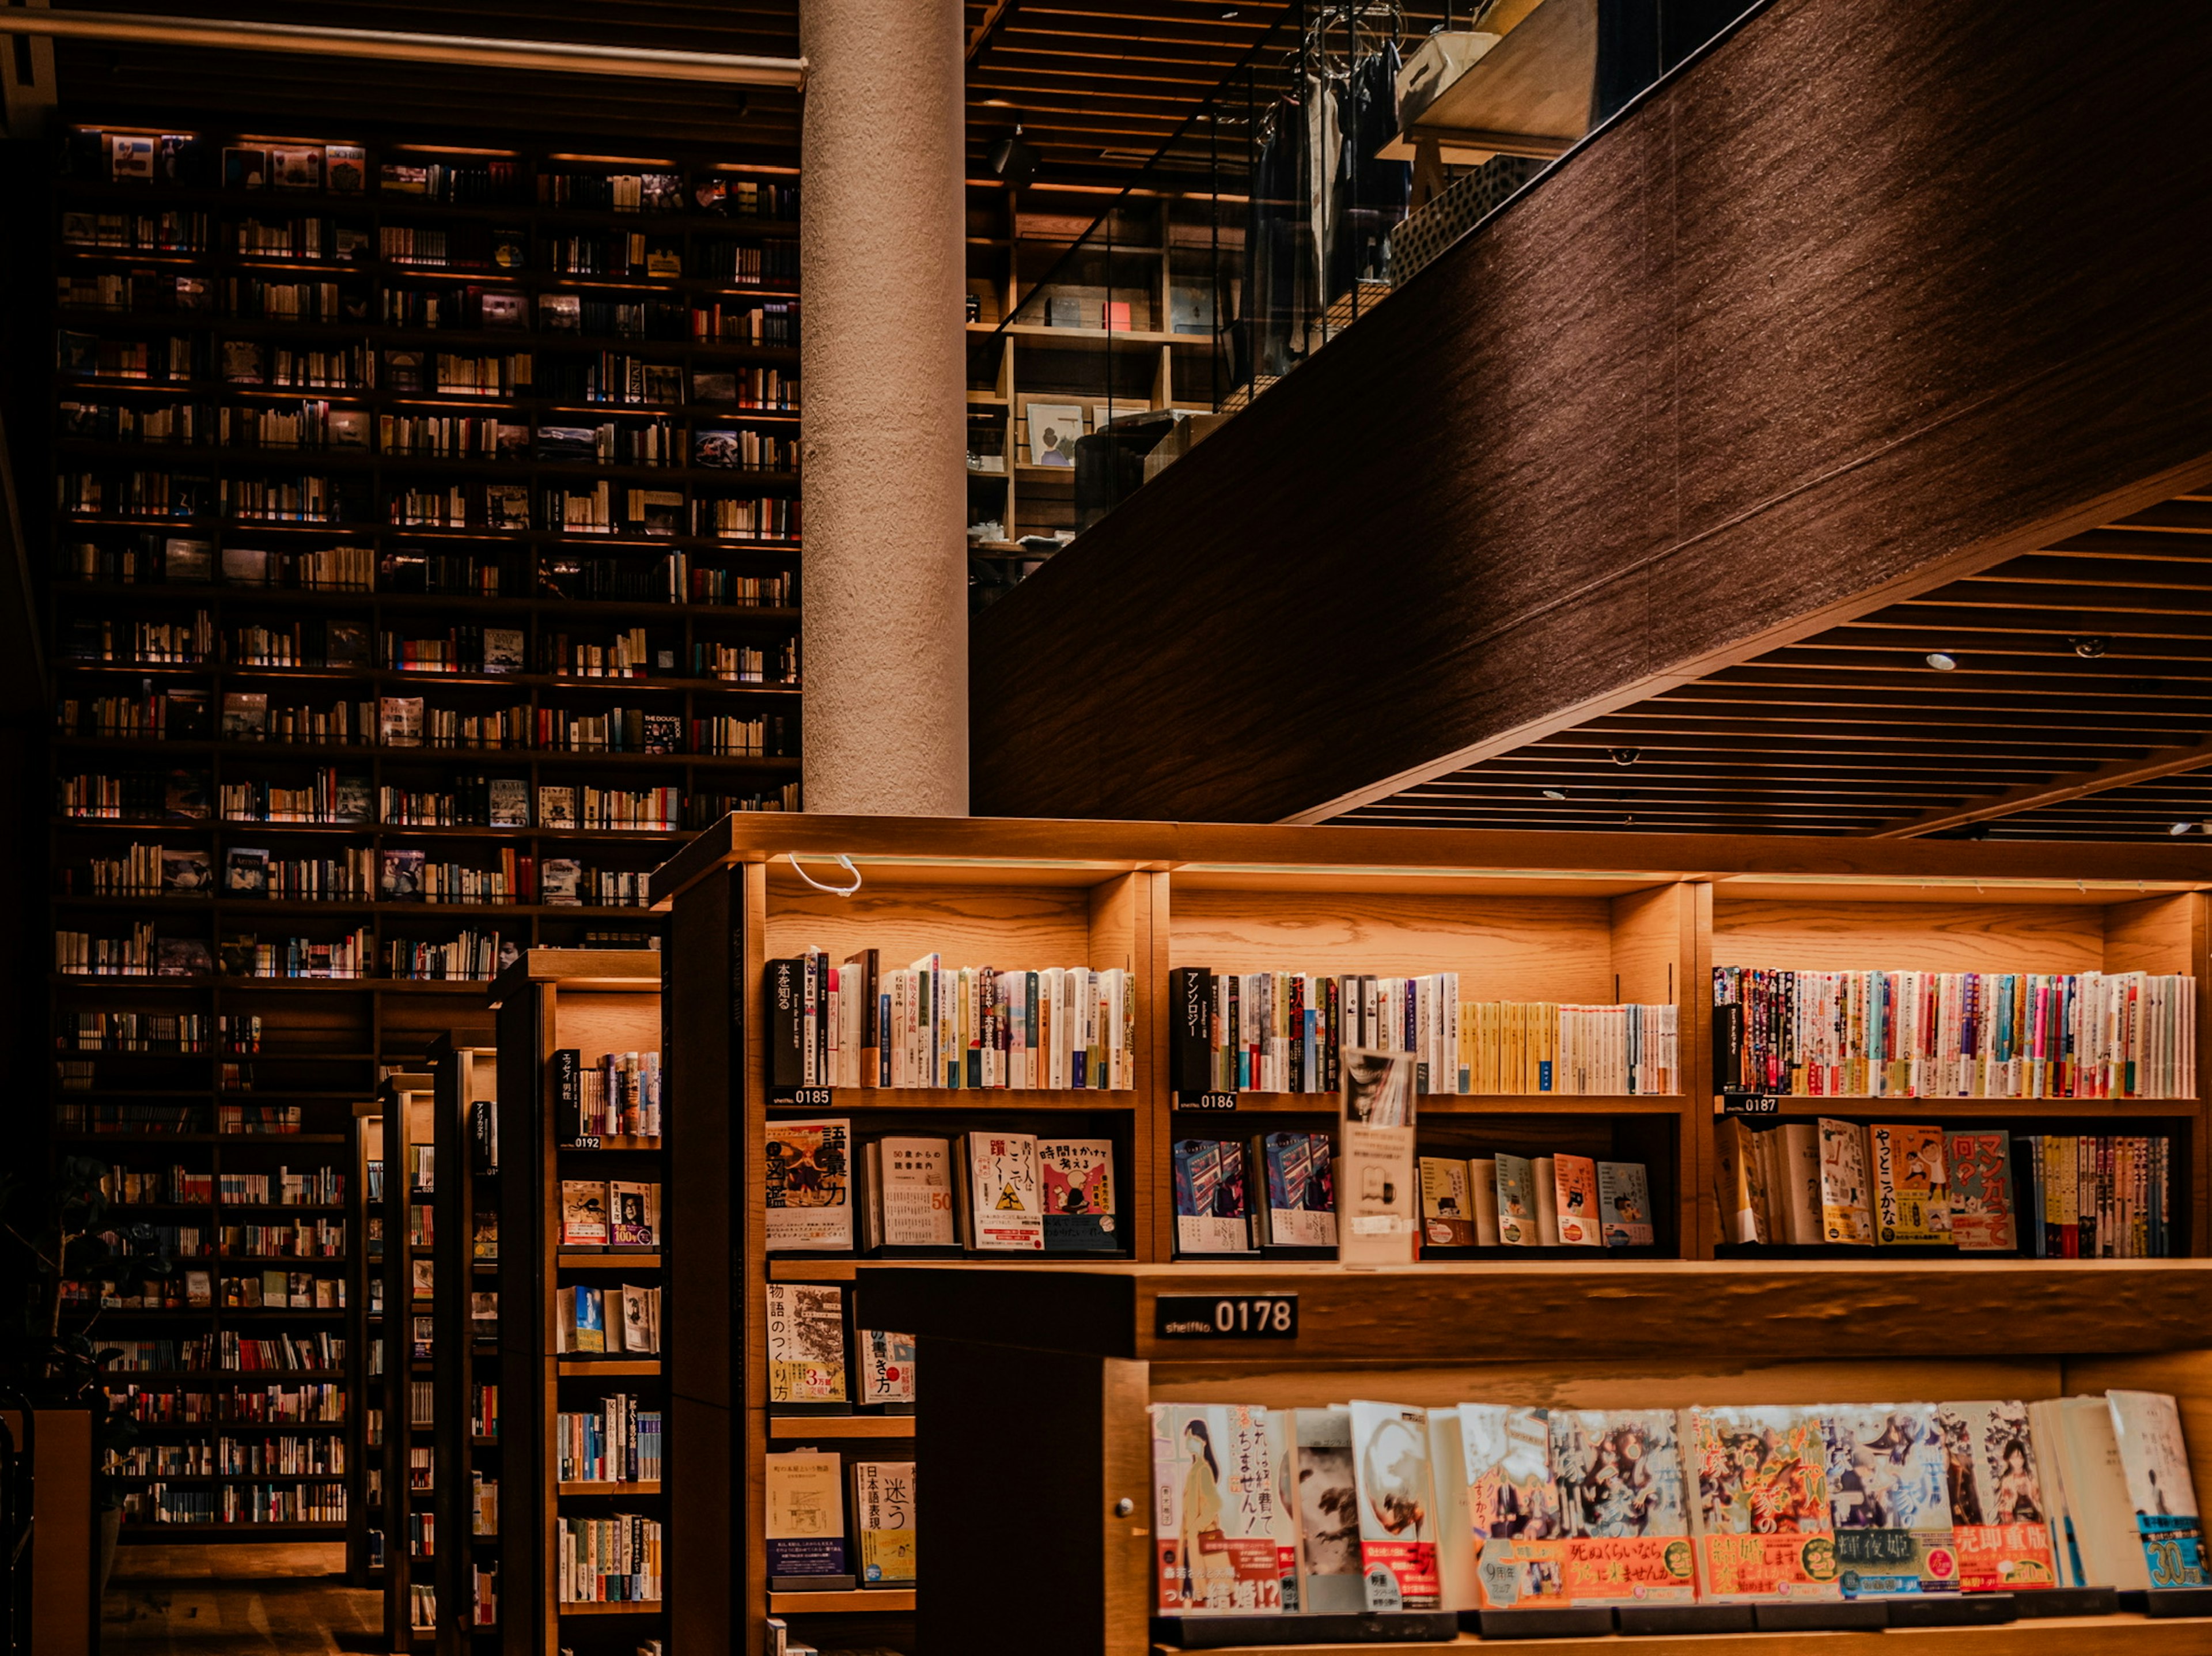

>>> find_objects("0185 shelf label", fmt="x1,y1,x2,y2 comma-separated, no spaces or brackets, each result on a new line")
772,1088,833,1107
1155,1293,1297,1340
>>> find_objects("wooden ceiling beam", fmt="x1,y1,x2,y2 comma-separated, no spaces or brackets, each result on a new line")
1869,738,2212,838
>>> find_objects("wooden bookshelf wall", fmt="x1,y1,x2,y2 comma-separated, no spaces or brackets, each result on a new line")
430,1037,501,1654
378,1071,438,1643
648,814,2212,1656
44,114,797,1544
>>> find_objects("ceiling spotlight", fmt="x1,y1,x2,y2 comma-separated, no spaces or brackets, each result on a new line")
2171,822,2196,836
1609,747,1641,766
2071,636,2109,658
987,127,1039,190
1925,652,1958,671
1541,789,1566,800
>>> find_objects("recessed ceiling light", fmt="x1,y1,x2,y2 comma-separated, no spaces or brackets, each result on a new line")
2071,636,2109,658
1541,789,1566,800
2171,822,2196,836
1609,747,1641,766
1925,652,1958,671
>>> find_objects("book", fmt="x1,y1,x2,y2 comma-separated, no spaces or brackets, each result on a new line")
1550,1408,1695,1604
1552,1154,1600,1246
559,1284,605,1353
1418,1156,1476,1248
1938,1400,2056,1591
1946,1131,2017,1252
1350,1400,1440,1610
764,1283,847,1405
486,778,529,828
379,850,425,902
1256,1132,1336,1249
1531,1158,1562,1245
1459,1404,1564,1609
1150,1403,1282,1615
559,1181,608,1246
222,848,268,898
1683,1405,1839,1600
2044,1394,2143,1588
1872,1123,1953,1246
862,1136,957,1249
851,1461,916,1586
1596,1160,1655,1249
222,146,268,189
537,787,577,830
325,145,365,193
615,1285,658,1353
1289,1407,1363,1613
855,1328,915,1408
1036,1137,1118,1251
959,1132,1044,1252
1823,1404,1956,1595
1171,1139,1252,1256
540,859,581,905
1818,1117,1876,1245
378,696,423,746
608,1180,658,1246
1493,1154,1539,1247
763,1451,849,1582
219,692,267,739
764,1118,853,1251
483,627,525,671
2109,1389,2207,1588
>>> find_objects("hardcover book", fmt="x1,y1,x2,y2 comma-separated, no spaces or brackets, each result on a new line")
1938,1399,2056,1591
764,1451,848,1581
764,1282,847,1405
1946,1131,2017,1252
1172,1138,1253,1256
1351,1400,1440,1610
1823,1404,1957,1595
1036,1136,1118,1251
960,1132,1044,1252
764,1118,853,1251
1150,1402,1284,1615
1460,1404,1564,1609
1872,1123,1954,1246
1596,1161,1656,1249
1550,1409,1695,1604
1683,1405,1840,1601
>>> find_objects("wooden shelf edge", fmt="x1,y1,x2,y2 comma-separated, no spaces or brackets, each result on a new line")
557,1480,661,1495
556,1598,664,1615
767,1588,914,1613
767,1415,914,1439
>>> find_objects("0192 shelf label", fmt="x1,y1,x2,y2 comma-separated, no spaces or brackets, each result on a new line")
1155,1293,1298,1340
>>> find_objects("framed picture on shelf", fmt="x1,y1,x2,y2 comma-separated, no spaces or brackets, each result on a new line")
1023,400,1084,467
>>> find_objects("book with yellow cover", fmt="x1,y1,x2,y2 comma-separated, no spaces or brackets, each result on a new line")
1872,1122,1953,1246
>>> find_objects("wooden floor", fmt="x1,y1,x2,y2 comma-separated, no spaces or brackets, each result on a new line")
102,1543,383,1654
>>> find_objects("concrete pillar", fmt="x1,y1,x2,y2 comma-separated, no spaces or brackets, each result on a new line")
799,0,969,815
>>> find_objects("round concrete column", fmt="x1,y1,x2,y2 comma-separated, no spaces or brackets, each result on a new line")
799,0,969,815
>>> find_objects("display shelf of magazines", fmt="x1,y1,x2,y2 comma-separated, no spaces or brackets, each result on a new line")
870,1260,2212,1656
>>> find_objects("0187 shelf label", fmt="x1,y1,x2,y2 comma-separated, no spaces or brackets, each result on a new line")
1155,1293,1298,1340
1719,1094,1780,1116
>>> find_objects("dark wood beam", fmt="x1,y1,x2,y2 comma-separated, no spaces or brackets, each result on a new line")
969,0,2212,826
1870,739,2212,839
967,0,1018,65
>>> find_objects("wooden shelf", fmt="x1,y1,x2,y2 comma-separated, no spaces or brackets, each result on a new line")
556,1251,662,1268
554,1359,660,1376
556,1598,664,1615
766,1589,913,1613
557,1480,661,1495
766,1416,914,1439
1145,1617,2212,1656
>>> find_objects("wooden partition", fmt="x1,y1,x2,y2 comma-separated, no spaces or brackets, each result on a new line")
650,815,2212,1656
431,1038,501,1656
379,1071,437,1647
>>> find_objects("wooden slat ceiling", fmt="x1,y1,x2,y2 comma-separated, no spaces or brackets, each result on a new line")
1339,484,2212,841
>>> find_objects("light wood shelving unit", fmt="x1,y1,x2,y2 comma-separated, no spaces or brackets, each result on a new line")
650,813,2212,1656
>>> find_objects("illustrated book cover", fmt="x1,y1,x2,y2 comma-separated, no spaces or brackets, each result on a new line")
1351,1400,1440,1610
1684,1405,1840,1601
1150,1402,1285,1615
1551,1408,1695,1604
763,1117,853,1251
1823,1403,1957,1595
1460,1404,1564,1609
1938,1399,2056,1591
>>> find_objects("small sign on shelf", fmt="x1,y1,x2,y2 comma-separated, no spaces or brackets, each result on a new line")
1155,1293,1298,1340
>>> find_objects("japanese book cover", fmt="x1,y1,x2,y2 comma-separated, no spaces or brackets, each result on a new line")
1817,1117,1875,1245
1552,1154,1601,1246
1150,1403,1284,1615
559,1179,608,1246
1596,1161,1656,1249
1550,1409,1696,1604
1418,1156,1476,1248
1945,1131,2018,1252
1339,1050,1418,1265
1036,1136,1118,1251
607,1179,658,1246
1493,1154,1539,1247
1172,1139,1253,1256
764,1450,847,1580
865,1135,956,1249
1426,1408,1476,1610
1684,1405,1840,1601
1290,1407,1363,1613
1871,1124,1954,1246
1938,1400,2055,1591
962,1132,1045,1252
1262,1408,1301,1610
1351,1400,1440,1610
1823,1404,1957,1595
1261,1131,1336,1249
764,1117,853,1251
1460,1404,1563,1609
2109,1390,2208,1588
856,1328,916,1408
850,1460,916,1587
763,1281,846,1407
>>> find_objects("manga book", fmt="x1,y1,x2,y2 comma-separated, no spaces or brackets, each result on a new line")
1938,1400,2055,1591
1351,1400,1440,1610
1823,1404,1957,1595
2109,1390,2208,1588
1550,1409,1695,1604
1150,1403,1284,1614
1684,1405,1840,1600
1946,1131,2018,1252
1871,1124,1954,1246
1290,1408,1364,1613
1460,1404,1564,1608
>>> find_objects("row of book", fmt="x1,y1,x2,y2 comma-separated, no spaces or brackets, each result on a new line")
768,950,1139,1091
556,1395,663,1484
764,1453,914,1590
1717,1120,2174,1256
555,1284,662,1356
56,1102,305,1135
59,767,791,828
557,1178,662,1246
554,1047,665,1141
1714,967,2196,1099
112,1436,344,1476
766,1120,1118,1254
112,1385,344,1423
1169,971,1680,1097
556,1514,662,1603
56,1011,218,1050
119,1482,349,1525
1151,1388,2203,1617
763,1283,915,1411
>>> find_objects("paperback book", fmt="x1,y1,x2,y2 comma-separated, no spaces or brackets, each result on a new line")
1351,1400,1440,1610
1550,1408,1695,1604
1036,1136,1118,1251
1938,1399,2056,1591
1150,1403,1283,1615
764,1117,853,1251
764,1282,846,1406
1684,1405,1839,1601
1459,1404,1564,1609
1822,1404,1956,1595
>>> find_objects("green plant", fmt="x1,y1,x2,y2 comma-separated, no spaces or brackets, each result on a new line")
1,1155,177,1508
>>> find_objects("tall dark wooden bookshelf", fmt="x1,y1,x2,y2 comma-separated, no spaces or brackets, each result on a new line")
430,1036,502,1653
380,1071,438,1643
40,116,799,1547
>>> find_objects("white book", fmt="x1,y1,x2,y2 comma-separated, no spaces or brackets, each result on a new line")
1349,1400,1440,1610
864,1136,957,1249
1467,1159,1501,1246
2052,1394,2146,1588
1149,1403,1283,1615
1426,1407,1478,1611
2108,1389,2206,1588
959,1131,1044,1252
1460,1404,1563,1609
1531,1157,1561,1246
1777,1122,1822,1245
1289,1407,1363,1613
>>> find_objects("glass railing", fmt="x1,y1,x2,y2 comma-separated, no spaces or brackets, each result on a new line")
965,0,1761,607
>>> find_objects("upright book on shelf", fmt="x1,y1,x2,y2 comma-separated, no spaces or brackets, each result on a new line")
1683,1405,1840,1601
1938,1399,2056,1592
1149,1403,1283,1615
1349,1400,1440,1611
1821,1403,1956,1595
1550,1408,1695,1605
957,1131,1045,1252
764,1117,852,1251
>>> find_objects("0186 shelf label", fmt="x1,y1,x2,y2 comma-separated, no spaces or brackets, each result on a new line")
1155,1293,1297,1340
1177,1092,1238,1111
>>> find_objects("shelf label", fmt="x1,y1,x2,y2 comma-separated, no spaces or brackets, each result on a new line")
565,1135,603,1150
773,1088,834,1107
1155,1293,1298,1340
1720,1094,1780,1117
1178,1092,1239,1111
